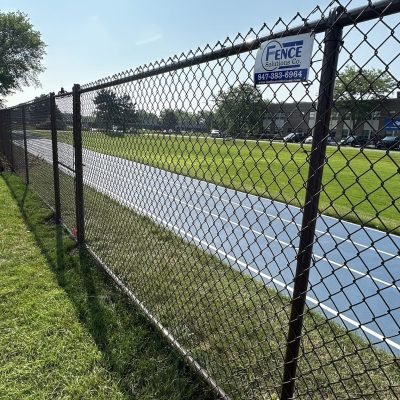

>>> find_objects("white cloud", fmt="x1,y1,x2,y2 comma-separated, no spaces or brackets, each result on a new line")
135,33,163,46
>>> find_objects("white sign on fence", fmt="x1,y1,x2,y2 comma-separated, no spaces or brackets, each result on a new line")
254,33,315,84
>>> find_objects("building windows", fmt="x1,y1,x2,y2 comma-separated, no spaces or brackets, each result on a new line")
361,129,370,138
309,111,316,120
342,112,352,121
264,113,272,129
264,111,286,130
275,112,285,129
342,129,349,138
276,112,285,120
372,111,381,120
331,111,339,120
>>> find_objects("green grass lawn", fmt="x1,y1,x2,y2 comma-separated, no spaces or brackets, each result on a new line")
30,129,400,234
0,173,215,400
8,159,400,400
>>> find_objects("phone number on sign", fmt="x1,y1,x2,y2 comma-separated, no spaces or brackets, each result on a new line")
257,70,304,81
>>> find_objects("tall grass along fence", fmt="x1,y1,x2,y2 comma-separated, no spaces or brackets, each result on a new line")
1,1,400,398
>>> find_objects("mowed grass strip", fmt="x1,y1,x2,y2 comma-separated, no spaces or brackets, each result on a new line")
31,130,400,234
15,159,400,399
0,173,216,400
0,176,124,399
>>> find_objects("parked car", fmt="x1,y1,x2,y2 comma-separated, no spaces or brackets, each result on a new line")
283,132,305,143
304,136,313,144
210,129,222,138
302,135,336,145
339,135,368,147
375,136,400,150
327,136,337,145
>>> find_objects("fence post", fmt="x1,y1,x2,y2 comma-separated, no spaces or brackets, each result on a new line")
0,111,4,171
50,93,62,224
72,84,85,246
280,9,343,400
8,110,14,171
21,106,30,184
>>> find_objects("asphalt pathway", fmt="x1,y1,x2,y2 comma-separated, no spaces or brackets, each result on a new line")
19,134,400,354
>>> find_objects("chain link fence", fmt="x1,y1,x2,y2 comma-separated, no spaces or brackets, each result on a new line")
1,1,400,398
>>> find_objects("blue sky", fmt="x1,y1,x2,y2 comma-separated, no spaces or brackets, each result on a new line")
2,0,393,106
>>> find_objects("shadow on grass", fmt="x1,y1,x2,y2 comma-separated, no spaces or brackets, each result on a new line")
2,173,216,400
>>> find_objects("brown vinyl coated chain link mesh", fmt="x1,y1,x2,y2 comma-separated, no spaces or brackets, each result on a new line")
1,1,400,398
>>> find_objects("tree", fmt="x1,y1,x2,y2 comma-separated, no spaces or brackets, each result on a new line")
175,110,193,130
214,84,266,137
26,94,65,130
118,94,137,132
136,110,160,130
197,110,213,132
334,65,396,134
161,109,177,131
94,89,121,132
94,90,137,133
27,95,49,124
0,11,46,105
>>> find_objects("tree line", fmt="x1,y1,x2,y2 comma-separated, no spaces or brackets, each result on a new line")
83,84,268,136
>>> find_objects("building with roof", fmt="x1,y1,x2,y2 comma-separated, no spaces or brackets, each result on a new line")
263,92,400,141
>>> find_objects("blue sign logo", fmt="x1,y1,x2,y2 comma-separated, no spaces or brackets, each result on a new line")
262,40,304,71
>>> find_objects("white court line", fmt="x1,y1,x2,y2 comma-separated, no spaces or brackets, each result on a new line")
22,139,400,291
179,183,400,259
